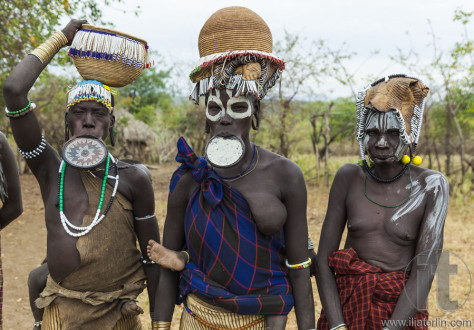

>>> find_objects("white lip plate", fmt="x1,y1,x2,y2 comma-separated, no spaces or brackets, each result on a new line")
206,136,245,168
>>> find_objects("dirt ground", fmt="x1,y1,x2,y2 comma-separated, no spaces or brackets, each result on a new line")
2,163,473,329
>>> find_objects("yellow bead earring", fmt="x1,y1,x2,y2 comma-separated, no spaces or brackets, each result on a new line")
412,155,422,165
401,155,411,164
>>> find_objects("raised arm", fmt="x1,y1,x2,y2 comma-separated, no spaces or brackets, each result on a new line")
153,172,192,326
280,160,314,329
2,19,86,179
316,164,354,328
0,132,23,229
129,165,161,320
385,172,449,330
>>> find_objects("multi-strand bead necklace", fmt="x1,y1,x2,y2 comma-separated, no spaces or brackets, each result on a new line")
58,154,120,237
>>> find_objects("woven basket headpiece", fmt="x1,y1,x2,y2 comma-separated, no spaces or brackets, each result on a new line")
190,6,285,103
68,25,153,87
355,74,429,160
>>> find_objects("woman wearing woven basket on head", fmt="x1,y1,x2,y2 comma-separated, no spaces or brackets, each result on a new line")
146,7,315,330
3,19,160,329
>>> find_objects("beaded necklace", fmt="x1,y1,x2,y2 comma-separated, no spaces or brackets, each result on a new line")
363,160,409,183
363,166,413,208
58,154,120,237
219,145,258,181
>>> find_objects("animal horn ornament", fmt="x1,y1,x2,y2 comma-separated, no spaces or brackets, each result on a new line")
62,136,108,170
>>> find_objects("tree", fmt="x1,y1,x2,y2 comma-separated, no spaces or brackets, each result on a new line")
116,64,172,126
0,0,136,110
391,9,473,191
265,31,354,158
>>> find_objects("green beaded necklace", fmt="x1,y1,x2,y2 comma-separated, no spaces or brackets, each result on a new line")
59,154,120,237
59,154,110,213
363,166,413,208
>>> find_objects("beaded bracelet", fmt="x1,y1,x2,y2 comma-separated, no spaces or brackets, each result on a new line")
5,100,36,118
330,324,348,330
181,250,190,263
134,213,155,220
33,321,42,327
285,257,312,270
18,136,46,159
140,255,156,265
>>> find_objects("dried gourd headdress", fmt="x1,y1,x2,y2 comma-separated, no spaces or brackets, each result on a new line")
189,6,285,103
356,74,429,163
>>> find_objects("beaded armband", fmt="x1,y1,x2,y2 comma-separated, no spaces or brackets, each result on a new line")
18,136,46,159
285,257,312,270
134,213,155,221
5,100,36,118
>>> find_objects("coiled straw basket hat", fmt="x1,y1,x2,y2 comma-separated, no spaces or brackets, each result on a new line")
68,24,152,87
190,6,285,103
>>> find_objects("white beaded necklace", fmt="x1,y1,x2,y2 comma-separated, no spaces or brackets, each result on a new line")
58,155,120,237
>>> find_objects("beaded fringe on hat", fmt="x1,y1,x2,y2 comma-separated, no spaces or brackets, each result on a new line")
67,80,114,112
189,50,284,104
69,28,153,69
355,74,427,161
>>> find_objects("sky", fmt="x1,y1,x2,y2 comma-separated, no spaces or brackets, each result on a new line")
71,0,473,98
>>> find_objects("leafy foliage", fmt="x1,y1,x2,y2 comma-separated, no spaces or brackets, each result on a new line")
0,0,134,109
116,65,172,126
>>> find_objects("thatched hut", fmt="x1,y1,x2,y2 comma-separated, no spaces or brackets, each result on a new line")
114,108,158,162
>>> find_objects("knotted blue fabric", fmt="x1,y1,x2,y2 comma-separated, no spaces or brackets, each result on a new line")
170,137,294,315
170,136,222,208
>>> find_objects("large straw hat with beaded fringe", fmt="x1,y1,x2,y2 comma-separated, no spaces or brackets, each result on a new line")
198,6,273,57
189,6,285,103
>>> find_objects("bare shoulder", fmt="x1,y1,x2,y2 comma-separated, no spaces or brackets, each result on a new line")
0,131,7,144
118,160,151,180
258,147,304,184
411,166,449,193
117,161,153,195
337,163,362,176
333,163,362,186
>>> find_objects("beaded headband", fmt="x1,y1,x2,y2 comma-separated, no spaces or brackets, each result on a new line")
67,80,114,112
190,7,285,104
355,74,429,160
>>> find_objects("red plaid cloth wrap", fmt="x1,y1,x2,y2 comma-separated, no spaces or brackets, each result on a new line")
317,248,428,330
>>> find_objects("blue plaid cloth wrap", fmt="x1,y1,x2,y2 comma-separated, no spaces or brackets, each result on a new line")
170,137,294,315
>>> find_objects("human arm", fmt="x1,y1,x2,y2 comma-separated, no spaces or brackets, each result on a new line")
384,172,449,330
130,165,161,319
152,171,192,324
315,164,354,328
280,160,315,329
0,132,23,229
2,19,86,179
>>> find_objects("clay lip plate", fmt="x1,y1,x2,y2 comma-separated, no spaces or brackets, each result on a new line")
205,135,245,168
62,135,108,170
